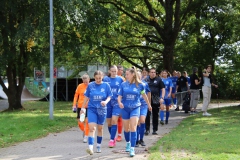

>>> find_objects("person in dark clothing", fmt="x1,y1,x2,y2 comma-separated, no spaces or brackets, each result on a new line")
175,71,189,111
189,67,201,114
144,68,165,135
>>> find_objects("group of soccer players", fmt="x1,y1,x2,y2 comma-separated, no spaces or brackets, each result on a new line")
72,66,181,157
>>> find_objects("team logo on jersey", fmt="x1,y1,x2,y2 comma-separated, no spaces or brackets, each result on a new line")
154,80,157,84
166,81,169,85
133,88,138,92
115,81,119,86
100,88,105,92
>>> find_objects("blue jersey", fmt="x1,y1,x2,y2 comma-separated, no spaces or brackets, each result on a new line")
103,76,123,100
162,78,173,99
169,76,178,89
140,80,151,106
118,81,145,109
84,82,113,109
187,76,191,86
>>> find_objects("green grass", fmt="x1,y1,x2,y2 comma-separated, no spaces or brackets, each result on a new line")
0,101,76,148
148,106,240,160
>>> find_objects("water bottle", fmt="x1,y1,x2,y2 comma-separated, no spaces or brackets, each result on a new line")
79,113,85,122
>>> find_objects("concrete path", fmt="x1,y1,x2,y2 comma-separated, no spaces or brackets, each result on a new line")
0,101,238,160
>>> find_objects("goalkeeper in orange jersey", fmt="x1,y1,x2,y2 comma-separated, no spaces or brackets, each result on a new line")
72,74,90,143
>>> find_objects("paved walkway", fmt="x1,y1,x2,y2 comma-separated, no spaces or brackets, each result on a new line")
0,100,238,160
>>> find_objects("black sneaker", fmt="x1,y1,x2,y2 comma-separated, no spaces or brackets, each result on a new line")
152,130,158,135
135,141,139,147
160,120,164,125
139,140,146,146
165,120,168,124
175,107,179,111
144,130,149,136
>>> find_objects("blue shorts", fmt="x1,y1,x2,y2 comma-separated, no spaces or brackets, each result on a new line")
88,107,107,125
107,106,122,118
164,98,172,106
172,87,176,94
140,104,148,117
122,107,140,120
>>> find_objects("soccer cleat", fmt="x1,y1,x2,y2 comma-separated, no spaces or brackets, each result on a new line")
165,120,168,124
83,136,88,143
116,135,122,142
129,148,135,157
144,130,149,136
160,121,164,125
126,142,131,152
96,146,101,153
108,140,116,148
86,148,93,155
139,140,146,146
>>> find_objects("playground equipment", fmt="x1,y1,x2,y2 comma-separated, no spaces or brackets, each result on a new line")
0,64,108,101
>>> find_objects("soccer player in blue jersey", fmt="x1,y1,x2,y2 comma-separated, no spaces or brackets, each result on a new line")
160,70,173,125
103,65,124,148
183,71,191,87
80,70,113,155
135,71,151,147
118,67,152,157
169,70,178,108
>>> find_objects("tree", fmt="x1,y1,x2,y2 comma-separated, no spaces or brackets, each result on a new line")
0,1,51,110
96,0,204,71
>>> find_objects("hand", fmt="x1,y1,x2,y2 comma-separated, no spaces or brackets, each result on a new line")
148,106,152,112
101,101,107,107
214,84,218,88
72,107,77,113
119,102,124,109
167,93,171,98
80,108,86,114
159,98,164,104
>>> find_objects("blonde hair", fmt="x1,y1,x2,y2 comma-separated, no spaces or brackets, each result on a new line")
81,74,90,80
127,66,141,87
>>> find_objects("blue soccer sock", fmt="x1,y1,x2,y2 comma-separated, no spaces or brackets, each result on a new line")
124,131,130,142
136,125,140,142
110,125,117,140
166,111,170,121
88,136,94,145
139,123,145,140
173,98,177,105
108,126,112,135
160,110,164,121
97,136,102,144
130,131,137,147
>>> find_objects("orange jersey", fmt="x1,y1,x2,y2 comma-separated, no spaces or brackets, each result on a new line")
73,83,88,108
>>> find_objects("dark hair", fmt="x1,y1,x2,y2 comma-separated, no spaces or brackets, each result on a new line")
205,65,212,69
142,67,148,72
117,65,123,70
94,70,104,77
192,67,198,73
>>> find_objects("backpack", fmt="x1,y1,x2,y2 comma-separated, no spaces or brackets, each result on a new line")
182,93,191,113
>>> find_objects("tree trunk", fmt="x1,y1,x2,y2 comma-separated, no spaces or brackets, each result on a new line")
162,45,174,73
4,65,24,110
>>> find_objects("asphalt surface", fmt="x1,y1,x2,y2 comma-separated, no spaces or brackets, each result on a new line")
0,100,238,160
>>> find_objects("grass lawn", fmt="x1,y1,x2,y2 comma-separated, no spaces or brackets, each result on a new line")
0,101,76,148
148,106,240,160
